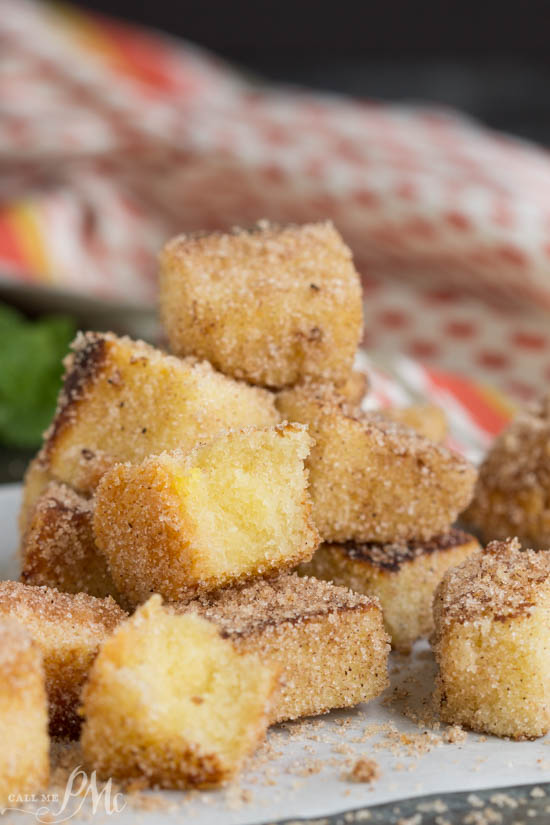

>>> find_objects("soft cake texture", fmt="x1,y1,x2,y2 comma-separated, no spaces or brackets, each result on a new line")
81,596,278,788
94,424,319,606
276,386,477,543
0,620,49,807
0,581,126,737
433,538,550,739
300,530,480,652
465,394,550,547
36,330,279,498
181,574,389,722
160,221,363,389
20,482,123,604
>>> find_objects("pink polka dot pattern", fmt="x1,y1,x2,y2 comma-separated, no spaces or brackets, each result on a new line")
378,309,410,329
445,320,477,338
513,332,547,350
476,351,511,371
1,1,550,401
408,339,442,359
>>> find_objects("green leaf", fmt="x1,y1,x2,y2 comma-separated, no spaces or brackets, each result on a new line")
0,304,76,448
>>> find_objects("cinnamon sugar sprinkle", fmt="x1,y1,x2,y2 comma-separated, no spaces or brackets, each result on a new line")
436,538,550,625
342,528,473,572
0,580,125,631
475,393,550,496
182,573,375,637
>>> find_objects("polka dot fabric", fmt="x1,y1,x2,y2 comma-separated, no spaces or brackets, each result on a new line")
361,278,550,405
358,351,516,465
1,1,550,400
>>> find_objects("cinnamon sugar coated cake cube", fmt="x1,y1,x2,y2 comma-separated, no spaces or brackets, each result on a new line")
382,404,447,444
181,574,389,723
300,529,480,653
159,221,363,388
433,538,550,739
20,482,123,604
39,331,279,496
340,370,369,405
81,596,278,788
0,581,127,737
276,386,477,543
0,621,49,807
465,394,550,548
93,424,319,606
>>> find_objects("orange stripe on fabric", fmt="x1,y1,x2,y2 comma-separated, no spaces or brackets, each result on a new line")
50,3,183,93
0,211,28,271
5,205,51,282
425,366,513,436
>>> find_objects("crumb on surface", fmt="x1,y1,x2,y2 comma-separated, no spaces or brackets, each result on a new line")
349,757,380,783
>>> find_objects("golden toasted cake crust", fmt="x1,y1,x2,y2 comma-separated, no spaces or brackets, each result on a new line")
94,424,319,606
0,620,49,807
465,395,550,547
45,329,109,452
181,574,390,722
81,596,278,788
300,530,480,653
0,581,127,737
339,528,476,572
42,331,280,495
19,454,54,535
20,483,124,604
433,538,550,739
160,221,363,389
276,386,477,543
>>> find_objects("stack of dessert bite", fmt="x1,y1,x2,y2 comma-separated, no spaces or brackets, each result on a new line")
295,389,481,652
3,221,480,798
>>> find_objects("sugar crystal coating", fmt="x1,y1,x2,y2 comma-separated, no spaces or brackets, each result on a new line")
434,537,550,626
184,572,377,636
0,580,127,737
338,528,477,572
276,385,477,543
433,538,550,739
20,482,124,604
160,221,363,388
465,394,550,547
300,530,480,653
0,620,49,807
180,573,389,722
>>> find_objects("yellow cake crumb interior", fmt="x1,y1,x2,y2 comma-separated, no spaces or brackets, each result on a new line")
173,427,314,578
94,424,319,604
42,331,280,496
81,596,277,787
0,619,49,807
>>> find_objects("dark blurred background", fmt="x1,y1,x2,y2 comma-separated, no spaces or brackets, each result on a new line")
75,0,550,143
